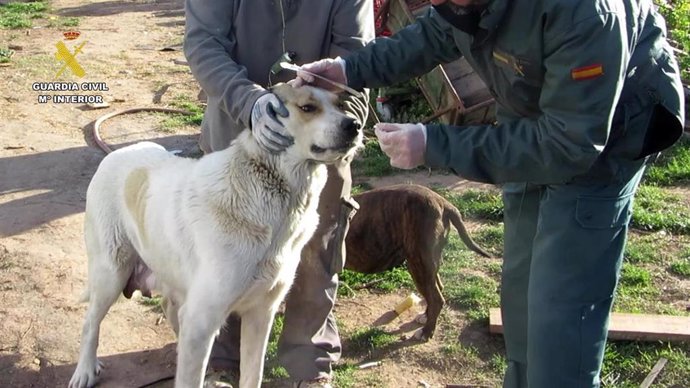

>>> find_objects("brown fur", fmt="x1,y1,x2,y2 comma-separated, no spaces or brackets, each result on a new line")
345,184,490,340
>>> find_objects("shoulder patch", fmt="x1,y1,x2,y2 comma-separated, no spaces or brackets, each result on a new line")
571,64,604,80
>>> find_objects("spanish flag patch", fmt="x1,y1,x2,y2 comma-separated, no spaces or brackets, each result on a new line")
571,64,604,80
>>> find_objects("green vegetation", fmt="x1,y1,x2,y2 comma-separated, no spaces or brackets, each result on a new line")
332,364,358,388
0,1,47,29
350,183,371,196
631,185,690,234
263,314,290,381
346,327,398,355
624,233,668,265
619,263,654,290
474,223,504,256
669,257,690,277
369,79,435,127
601,341,690,387
137,295,163,314
0,47,13,64
0,2,80,29
351,139,397,177
443,273,499,321
339,267,414,297
438,226,502,322
437,188,504,221
48,16,80,28
645,137,690,186
160,95,205,131
614,263,660,313
656,0,690,81
489,353,508,376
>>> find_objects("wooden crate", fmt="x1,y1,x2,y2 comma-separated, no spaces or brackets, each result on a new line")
384,0,496,125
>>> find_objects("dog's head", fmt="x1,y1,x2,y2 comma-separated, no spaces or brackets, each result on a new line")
271,83,363,163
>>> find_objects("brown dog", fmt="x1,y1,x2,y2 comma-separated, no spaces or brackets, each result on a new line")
345,183,490,340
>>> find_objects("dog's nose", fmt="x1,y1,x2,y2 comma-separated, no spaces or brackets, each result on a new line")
341,117,361,136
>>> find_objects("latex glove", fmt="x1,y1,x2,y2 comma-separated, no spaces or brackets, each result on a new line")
293,57,347,92
251,93,292,153
374,123,427,169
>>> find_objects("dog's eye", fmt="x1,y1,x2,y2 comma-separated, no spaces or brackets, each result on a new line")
299,104,317,113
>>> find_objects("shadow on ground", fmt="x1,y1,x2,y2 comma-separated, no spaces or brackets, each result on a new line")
0,133,198,237
0,343,177,388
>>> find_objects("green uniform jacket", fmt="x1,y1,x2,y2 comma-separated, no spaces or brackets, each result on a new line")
346,0,685,184
184,0,373,153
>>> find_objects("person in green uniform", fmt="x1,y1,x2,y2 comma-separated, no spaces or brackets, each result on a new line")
285,0,685,386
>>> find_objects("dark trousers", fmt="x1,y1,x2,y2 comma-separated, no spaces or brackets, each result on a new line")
501,160,646,388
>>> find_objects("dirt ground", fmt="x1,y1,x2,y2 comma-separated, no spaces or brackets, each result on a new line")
0,1,503,387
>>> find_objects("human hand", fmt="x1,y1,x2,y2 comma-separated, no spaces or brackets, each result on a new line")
374,123,427,169
293,57,347,91
251,93,292,153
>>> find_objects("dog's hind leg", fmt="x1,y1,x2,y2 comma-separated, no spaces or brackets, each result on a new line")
409,242,445,341
161,296,180,337
239,305,277,388
69,247,134,388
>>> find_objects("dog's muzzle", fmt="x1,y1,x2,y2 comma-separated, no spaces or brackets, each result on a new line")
310,117,362,155
340,117,361,142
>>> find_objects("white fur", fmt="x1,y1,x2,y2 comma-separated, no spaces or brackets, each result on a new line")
69,85,362,388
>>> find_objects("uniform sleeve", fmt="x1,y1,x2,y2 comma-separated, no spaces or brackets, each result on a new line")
183,0,266,130
345,8,462,90
328,0,375,126
425,12,630,184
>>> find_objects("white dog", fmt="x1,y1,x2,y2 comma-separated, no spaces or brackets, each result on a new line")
69,84,363,388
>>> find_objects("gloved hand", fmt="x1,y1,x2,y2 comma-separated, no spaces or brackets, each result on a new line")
293,57,347,92
251,93,292,153
374,123,427,169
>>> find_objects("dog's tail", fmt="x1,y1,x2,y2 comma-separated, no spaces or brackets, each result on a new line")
445,205,491,258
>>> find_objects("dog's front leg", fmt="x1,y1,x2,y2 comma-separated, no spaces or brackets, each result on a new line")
239,306,277,388
174,300,228,388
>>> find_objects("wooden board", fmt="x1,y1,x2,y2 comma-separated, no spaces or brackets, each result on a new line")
489,308,690,342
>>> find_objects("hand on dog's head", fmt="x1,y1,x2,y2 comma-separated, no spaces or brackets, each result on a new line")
270,83,362,163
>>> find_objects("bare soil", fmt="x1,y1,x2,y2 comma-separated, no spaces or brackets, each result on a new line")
0,1,505,387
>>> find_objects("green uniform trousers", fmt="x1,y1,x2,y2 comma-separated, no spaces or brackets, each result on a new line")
501,160,646,388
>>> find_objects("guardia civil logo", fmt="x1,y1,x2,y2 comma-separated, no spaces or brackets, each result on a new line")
54,30,86,79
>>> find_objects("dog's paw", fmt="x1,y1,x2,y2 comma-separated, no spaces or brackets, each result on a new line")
411,328,427,341
68,360,103,388
409,327,434,342
414,313,428,325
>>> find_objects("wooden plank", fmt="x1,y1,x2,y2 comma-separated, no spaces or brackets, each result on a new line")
639,358,667,388
489,308,690,342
